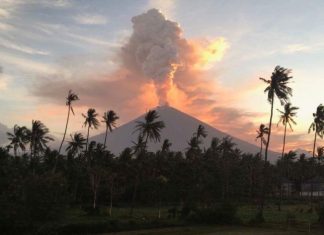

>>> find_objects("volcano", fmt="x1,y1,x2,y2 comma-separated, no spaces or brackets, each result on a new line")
92,105,279,162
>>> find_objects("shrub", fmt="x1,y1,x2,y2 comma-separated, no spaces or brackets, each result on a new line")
186,202,240,225
249,211,265,224
82,205,101,216
317,205,324,226
286,212,296,225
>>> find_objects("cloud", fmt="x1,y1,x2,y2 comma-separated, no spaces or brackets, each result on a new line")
0,70,11,91
73,14,107,25
34,22,120,48
0,22,13,31
0,7,10,18
0,37,50,55
0,0,72,8
283,43,312,54
1,52,56,75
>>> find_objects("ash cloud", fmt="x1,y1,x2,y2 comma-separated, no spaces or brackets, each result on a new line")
121,9,184,105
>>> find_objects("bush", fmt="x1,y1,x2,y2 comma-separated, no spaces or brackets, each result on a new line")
317,205,324,226
286,212,296,225
249,211,265,224
82,205,101,216
24,173,68,222
186,202,240,225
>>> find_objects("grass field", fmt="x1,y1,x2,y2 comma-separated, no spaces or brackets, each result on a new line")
53,203,323,234
108,226,322,235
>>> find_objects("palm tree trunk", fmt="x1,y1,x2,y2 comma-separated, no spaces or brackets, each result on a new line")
53,106,71,173
130,175,139,217
86,126,90,152
265,97,274,162
260,141,263,158
312,131,317,158
259,96,274,219
310,131,317,207
104,126,108,149
109,179,113,216
58,105,71,154
144,134,149,150
282,123,287,158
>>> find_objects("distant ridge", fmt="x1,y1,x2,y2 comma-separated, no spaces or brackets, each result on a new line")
92,105,280,162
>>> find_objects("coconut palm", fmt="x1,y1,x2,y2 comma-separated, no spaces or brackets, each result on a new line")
255,124,269,158
195,124,207,140
131,135,146,155
58,90,79,154
6,125,30,156
66,132,86,157
30,120,54,157
260,66,293,162
134,110,165,149
277,103,299,158
82,108,100,152
102,110,119,149
161,139,172,153
308,104,324,158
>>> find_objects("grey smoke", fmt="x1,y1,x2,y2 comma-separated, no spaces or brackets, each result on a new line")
122,9,183,105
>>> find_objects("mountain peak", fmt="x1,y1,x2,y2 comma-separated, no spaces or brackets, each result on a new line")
92,106,279,162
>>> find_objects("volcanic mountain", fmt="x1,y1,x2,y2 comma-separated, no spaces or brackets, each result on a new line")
92,105,279,162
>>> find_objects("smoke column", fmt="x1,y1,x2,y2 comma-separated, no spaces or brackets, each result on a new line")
122,9,183,105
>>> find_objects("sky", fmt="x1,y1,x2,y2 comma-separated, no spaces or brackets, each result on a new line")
0,0,323,152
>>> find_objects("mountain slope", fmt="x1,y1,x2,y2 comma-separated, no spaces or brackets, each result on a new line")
92,105,279,162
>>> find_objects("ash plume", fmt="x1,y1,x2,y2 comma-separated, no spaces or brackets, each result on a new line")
122,9,183,105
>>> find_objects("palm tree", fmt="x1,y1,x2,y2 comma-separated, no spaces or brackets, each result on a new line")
66,132,86,157
58,90,79,154
161,139,172,153
195,124,207,140
259,66,293,218
131,135,146,155
82,108,100,152
30,120,54,157
134,110,165,149
102,110,119,149
308,104,324,158
277,103,299,158
260,66,293,162
7,125,30,156
255,124,269,158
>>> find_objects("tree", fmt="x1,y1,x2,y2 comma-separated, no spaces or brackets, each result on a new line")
134,110,165,149
66,132,86,157
6,125,30,156
58,90,79,154
277,103,299,158
131,135,146,155
255,124,269,159
260,66,293,162
82,108,100,152
102,110,119,149
259,66,293,219
30,120,54,157
195,124,207,140
308,104,324,158
161,139,172,153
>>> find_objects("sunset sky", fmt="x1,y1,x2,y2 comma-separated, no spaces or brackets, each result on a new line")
0,0,323,152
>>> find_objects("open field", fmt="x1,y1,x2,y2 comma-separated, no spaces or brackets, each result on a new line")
108,226,322,235
52,203,323,234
